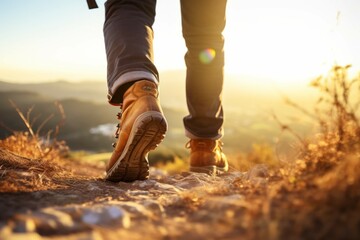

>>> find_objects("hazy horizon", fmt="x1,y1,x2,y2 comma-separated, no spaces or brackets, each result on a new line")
0,69,324,115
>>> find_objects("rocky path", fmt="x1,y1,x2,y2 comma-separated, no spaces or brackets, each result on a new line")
2,146,358,240
0,160,269,240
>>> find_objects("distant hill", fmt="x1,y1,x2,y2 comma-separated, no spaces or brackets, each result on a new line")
0,90,188,153
0,91,114,151
0,70,316,111
0,80,108,104
0,71,318,155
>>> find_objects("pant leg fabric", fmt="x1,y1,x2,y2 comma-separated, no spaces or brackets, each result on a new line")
104,0,158,105
180,0,227,140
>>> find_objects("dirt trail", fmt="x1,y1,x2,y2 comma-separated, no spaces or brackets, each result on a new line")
0,148,269,240
3,147,358,240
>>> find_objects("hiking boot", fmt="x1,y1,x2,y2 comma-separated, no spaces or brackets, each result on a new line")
106,80,167,182
187,139,229,175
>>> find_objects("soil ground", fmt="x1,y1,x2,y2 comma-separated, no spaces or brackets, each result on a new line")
0,147,359,240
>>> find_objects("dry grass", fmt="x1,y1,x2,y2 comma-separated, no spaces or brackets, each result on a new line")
0,133,71,192
0,131,69,164
236,65,360,239
280,65,359,176
0,101,73,192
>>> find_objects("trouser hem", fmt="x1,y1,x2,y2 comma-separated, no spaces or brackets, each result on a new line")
108,71,158,105
185,128,223,140
110,71,158,95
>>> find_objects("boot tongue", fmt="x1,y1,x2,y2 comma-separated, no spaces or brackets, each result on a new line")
135,80,158,97
123,80,158,97
141,84,156,93
192,139,216,151
122,80,158,110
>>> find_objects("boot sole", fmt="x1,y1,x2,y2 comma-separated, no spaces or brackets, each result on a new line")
106,111,167,182
190,165,228,175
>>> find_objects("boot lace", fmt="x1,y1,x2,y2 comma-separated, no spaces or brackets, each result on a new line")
112,104,123,148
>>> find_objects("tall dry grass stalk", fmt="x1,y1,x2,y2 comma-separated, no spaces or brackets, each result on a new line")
310,65,360,150
280,65,360,175
0,100,68,162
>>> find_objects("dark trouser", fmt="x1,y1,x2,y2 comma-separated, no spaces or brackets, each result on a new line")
104,0,227,140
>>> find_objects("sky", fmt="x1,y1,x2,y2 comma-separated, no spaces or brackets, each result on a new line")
0,0,360,87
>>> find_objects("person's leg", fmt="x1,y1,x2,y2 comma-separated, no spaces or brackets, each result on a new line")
104,0,158,104
103,0,167,182
180,0,227,140
181,0,228,174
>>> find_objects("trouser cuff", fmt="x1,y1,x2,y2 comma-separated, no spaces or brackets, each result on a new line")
108,71,158,105
185,128,223,140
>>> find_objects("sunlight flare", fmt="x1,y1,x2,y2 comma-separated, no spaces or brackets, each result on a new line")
199,48,216,64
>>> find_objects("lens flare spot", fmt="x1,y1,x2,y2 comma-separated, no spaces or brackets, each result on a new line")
199,48,216,64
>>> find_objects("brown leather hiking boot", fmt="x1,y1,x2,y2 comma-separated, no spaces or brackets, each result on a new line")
106,80,167,182
187,139,229,175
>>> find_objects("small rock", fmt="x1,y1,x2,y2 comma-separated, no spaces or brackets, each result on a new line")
106,206,124,219
174,174,212,189
106,186,125,195
154,182,181,193
10,208,75,235
150,167,168,178
137,179,156,188
127,190,149,197
158,194,181,206
87,183,102,191
141,200,165,217
12,216,36,233
40,208,74,227
81,205,130,228
109,201,154,220
82,211,100,225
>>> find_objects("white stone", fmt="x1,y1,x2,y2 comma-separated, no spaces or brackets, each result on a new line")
81,205,131,228
154,182,181,193
82,211,101,225
138,179,156,188
106,206,124,219
40,208,74,228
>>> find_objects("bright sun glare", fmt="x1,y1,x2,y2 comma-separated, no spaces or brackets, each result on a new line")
222,0,359,87
0,0,359,85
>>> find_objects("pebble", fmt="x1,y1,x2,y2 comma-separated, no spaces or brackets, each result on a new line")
12,216,36,233
81,205,130,228
154,182,182,193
